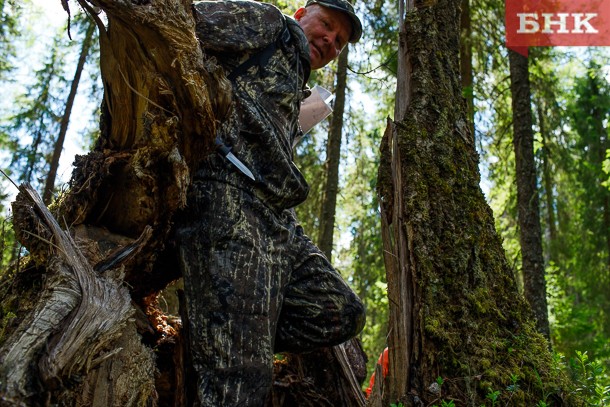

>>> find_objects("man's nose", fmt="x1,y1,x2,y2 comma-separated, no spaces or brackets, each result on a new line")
322,32,333,45
323,32,340,56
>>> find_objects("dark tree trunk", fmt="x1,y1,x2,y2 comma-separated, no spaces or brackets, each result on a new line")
318,46,349,260
508,50,550,340
373,0,574,405
43,20,96,205
25,121,44,184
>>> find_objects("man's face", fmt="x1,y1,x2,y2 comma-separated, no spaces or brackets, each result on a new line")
294,5,352,70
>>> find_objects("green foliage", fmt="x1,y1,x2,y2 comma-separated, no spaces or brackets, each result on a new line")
2,30,69,189
485,389,500,406
0,6,101,199
602,149,610,189
0,0,25,80
567,351,610,405
479,22,610,378
545,55,610,365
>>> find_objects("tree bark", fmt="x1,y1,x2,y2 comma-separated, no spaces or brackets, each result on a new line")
43,20,96,206
373,0,573,404
508,49,550,340
318,46,349,260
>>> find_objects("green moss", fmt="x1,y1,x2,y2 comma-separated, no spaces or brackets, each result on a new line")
383,4,584,404
480,358,491,370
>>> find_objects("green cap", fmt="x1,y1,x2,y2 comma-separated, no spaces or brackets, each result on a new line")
305,0,362,43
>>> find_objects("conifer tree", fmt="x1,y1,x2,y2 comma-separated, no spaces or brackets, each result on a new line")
508,49,550,339
3,31,69,190
0,0,21,80
43,18,96,204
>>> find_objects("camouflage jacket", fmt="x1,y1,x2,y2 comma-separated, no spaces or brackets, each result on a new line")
192,0,312,210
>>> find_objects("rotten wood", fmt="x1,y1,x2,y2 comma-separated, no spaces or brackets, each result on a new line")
57,0,230,261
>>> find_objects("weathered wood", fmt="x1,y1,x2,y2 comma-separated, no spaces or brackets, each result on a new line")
54,322,157,407
45,0,232,309
365,361,384,406
0,0,216,387
0,257,81,402
58,0,229,246
332,342,366,407
378,119,412,405
0,184,143,404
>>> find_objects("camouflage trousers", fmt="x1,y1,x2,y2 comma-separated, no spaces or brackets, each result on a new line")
175,180,366,406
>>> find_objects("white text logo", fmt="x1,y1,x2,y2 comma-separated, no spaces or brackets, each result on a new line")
517,13,599,34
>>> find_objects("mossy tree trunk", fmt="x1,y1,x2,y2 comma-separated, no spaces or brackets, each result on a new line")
373,0,575,405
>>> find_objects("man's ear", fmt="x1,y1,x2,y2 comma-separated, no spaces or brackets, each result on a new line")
294,7,306,21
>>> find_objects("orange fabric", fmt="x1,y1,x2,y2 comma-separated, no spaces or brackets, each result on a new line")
365,347,389,398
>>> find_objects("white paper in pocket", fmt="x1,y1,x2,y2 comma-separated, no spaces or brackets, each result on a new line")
298,85,335,135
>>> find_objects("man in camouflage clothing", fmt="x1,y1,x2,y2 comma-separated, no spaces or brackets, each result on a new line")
175,1,365,404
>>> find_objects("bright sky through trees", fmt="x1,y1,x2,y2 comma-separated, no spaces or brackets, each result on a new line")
34,0,90,183
1,0,93,202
